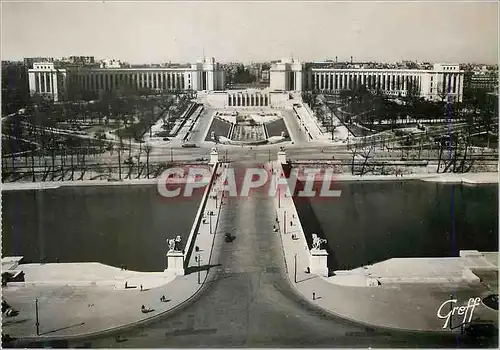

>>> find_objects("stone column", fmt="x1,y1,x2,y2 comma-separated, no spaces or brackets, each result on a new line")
42,73,47,93
42,72,47,93
458,74,463,101
52,72,58,100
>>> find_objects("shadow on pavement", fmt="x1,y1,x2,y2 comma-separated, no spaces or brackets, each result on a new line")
40,322,85,336
2,318,30,326
185,263,222,275
296,274,320,284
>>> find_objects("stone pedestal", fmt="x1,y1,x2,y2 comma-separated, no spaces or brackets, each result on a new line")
210,149,219,165
277,150,287,164
166,251,185,276
309,249,329,277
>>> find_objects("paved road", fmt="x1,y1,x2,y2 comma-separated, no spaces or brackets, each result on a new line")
281,109,309,144
188,108,216,144
40,162,489,348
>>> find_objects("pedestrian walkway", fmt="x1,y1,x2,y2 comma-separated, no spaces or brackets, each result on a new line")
185,163,228,279
268,160,498,333
2,267,199,339
293,104,326,141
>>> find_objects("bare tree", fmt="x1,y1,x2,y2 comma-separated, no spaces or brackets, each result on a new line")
144,143,153,179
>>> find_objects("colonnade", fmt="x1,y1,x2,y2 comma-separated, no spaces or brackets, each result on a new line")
33,72,56,93
308,72,422,92
227,93,269,107
307,71,463,97
75,71,189,92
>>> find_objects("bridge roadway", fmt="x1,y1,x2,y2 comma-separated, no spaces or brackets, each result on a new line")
67,162,475,348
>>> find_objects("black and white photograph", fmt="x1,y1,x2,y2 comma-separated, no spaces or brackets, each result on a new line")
1,0,499,348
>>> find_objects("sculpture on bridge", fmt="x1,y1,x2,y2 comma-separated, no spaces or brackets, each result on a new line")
168,239,176,252
312,234,327,250
167,235,183,252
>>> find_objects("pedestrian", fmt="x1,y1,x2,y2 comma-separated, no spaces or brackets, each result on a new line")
140,284,143,291
313,292,316,300
125,281,128,289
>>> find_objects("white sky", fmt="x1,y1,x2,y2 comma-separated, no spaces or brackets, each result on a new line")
1,0,498,64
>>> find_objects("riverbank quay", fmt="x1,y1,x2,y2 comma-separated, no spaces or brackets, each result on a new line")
269,160,498,333
2,171,497,193
1,165,229,341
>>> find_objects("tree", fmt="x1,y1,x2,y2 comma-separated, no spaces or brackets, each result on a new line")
30,144,36,182
117,121,123,180
359,144,375,176
144,143,153,179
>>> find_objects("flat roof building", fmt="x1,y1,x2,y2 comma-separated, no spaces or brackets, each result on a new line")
270,58,465,102
28,57,226,102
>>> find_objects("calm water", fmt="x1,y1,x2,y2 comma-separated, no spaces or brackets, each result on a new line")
2,185,202,271
295,181,499,270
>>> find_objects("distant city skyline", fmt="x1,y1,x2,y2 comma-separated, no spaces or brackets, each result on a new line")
1,1,498,65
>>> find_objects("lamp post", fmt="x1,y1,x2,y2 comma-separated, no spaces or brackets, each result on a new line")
209,212,213,234
278,185,281,208
283,211,287,234
35,298,40,335
294,254,297,283
196,255,202,284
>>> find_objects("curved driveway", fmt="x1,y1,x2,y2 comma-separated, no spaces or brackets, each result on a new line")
65,162,477,348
